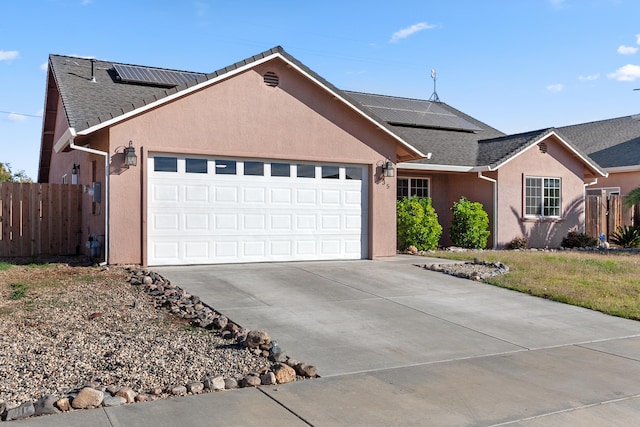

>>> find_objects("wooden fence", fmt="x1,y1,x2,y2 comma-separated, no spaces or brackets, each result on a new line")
0,183,82,257
585,194,639,240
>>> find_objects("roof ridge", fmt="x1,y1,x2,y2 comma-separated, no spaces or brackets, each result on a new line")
557,114,640,129
478,127,553,144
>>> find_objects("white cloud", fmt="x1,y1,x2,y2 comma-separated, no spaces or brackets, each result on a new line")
549,0,566,8
636,34,640,45
390,22,436,43
578,73,600,81
8,113,26,122
81,0,92,5
40,61,48,72
0,50,19,61
547,84,564,93
618,45,638,55
608,64,640,81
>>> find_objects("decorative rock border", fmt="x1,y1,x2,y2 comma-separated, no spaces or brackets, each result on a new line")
0,267,318,422
422,259,509,281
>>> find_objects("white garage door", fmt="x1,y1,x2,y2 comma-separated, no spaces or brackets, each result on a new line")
147,155,369,266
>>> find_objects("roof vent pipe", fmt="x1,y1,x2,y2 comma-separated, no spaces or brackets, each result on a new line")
90,59,96,83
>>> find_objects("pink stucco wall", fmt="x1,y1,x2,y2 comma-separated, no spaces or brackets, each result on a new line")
399,170,495,248
102,58,402,264
589,169,640,225
593,170,640,197
495,136,588,248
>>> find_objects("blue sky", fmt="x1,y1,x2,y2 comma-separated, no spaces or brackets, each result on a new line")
2,0,640,180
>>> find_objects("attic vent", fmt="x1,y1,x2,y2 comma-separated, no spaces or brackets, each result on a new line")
538,142,548,153
263,71,279,87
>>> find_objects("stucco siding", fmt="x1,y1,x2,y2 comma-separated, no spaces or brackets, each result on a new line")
495,136,587,248
399,171,494,248
106,58,399,264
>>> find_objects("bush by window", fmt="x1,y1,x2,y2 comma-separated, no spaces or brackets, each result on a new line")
450,197,490,249
397,196,442,251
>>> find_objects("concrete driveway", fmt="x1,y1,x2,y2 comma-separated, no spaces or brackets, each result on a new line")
152,256,640,425
18,256,640,426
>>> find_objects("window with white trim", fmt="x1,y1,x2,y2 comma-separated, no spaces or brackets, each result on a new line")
397,178,430,200
525,177,561,217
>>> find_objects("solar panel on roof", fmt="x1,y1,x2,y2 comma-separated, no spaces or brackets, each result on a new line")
348,92,482,132
113,64,203,87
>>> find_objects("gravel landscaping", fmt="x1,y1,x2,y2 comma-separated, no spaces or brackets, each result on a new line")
0,261,316,422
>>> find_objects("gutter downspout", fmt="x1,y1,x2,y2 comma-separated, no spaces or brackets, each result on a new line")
477,171,498,249
68,136,109,266
584,178,598,188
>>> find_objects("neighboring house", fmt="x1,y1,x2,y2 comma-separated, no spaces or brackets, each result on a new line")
38,46,424,266
367,92,608,248
557,115,640,225
38,45,613,266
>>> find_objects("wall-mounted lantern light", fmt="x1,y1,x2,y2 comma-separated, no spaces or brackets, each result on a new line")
71,163,80,185
123,141,137,167
381,158,395,178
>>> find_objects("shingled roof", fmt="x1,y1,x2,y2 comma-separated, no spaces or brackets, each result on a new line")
39,47,425,182
557,115,640,169
40,46,611,181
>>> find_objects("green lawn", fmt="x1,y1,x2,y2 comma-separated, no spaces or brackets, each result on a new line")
431,250,640,320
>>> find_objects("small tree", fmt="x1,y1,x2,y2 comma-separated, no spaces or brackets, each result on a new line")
397,196,442,251
449,197,490,249
0,162,31,183
624,187,640,208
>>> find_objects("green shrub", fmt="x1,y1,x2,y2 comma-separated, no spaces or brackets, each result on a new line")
397,196,442,251
507,236,528,250
449,197,490,249
609,225,640,248
560,231,598,248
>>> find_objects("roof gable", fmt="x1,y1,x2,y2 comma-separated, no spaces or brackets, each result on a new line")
47,47,424,161
478,128,607,177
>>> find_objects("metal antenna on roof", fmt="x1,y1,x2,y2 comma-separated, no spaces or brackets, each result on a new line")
429,69,441,102
90,59,96,83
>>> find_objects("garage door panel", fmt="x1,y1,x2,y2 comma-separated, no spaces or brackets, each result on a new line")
270,241,292,256
321,215,341,230
321,189,341,204
296,215,317,230
185,241,210,258
296,189,317,204
153,241,180,260
185,185,209,202
271,215,292,230
185,213,209,231
321,240,341,255
244,241,266,257
215,187,238,202
243,187,266,203
153,213,179,230
153,184,180,202
270,188,292,204
215,214,238,231
243,214,266,230
148,156,368,265
215,241,238,257
345,215,362,231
